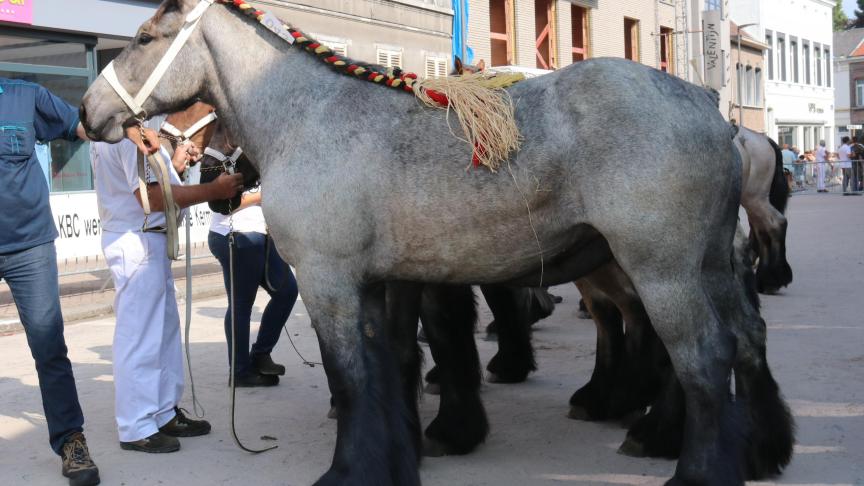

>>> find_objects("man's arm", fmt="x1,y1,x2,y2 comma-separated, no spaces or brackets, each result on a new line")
135,173,244,211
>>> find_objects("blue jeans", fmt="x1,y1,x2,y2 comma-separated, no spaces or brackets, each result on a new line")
208,232,298,376
0,242,83,454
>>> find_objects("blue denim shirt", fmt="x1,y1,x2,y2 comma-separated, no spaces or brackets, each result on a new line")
0,78,80,254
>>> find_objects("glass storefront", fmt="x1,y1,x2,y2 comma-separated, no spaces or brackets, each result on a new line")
0,27,95,192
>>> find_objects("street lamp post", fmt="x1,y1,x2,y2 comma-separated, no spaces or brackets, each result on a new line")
736,23,758,129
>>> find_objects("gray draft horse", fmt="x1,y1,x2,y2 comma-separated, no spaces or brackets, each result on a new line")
734,127,792,294
79,1,788,484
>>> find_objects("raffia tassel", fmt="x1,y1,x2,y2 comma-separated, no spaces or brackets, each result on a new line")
413,73,522,171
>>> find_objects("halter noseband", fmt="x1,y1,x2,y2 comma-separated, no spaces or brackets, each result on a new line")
204,146,244,174
160,111,219,144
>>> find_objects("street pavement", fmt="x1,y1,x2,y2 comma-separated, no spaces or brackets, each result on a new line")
0,193,861,486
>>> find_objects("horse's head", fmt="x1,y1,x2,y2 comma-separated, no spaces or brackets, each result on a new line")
161,100,217,154
197,120,261,215
81,0,215,142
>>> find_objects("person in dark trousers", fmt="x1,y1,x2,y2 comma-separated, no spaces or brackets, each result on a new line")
208,189,299,387
0,77,100,486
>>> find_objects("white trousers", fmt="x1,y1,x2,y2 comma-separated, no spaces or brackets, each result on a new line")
817,162,826,190
103,231,184,442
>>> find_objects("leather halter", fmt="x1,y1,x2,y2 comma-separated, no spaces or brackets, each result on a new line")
161,112,219,145
101,0,215,119
203,146,244,175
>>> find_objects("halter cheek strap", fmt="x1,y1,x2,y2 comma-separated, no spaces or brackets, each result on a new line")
101,0,215,118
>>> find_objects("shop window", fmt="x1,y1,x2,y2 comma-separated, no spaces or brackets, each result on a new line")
660,27,674,73
571,5,589,63
489,0,514,67
535,0,557,70
624,18,640,62
0,33,88,68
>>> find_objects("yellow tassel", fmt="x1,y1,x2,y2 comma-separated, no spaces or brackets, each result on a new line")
391,79,402,88
354,67,366,76
374,75,384,83
239,4,252,10
334,61,346,67
315,46,329,55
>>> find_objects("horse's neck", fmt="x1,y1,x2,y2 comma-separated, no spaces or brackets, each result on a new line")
201,8,380,158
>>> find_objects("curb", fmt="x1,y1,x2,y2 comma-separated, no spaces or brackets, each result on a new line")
0,285,227,335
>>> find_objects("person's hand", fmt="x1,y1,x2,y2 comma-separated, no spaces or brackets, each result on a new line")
171,141,200,174
211,173,244,200
125,126,160,155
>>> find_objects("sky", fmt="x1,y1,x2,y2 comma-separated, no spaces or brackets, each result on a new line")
844,0,858,16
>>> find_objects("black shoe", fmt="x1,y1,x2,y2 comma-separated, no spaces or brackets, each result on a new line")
61,433,100,486
251,353,286,376
550,293,564,304
234,372,279,387
120,432,180,453
159,407,211,437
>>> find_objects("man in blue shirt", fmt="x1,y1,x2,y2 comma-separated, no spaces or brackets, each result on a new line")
0,77,100,486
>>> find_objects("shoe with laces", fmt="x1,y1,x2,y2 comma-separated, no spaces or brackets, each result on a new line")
120,432,180,453
159,407,211,437
251,353,286,376
61,432,100,486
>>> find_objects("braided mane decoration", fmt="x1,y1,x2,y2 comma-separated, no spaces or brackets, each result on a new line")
218,0,521,170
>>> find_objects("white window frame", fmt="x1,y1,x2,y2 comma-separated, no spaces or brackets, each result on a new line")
856,79,864,107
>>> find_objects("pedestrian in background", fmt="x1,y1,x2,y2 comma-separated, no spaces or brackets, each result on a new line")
0,76,100,486
837,137,853,193
815,140,830,193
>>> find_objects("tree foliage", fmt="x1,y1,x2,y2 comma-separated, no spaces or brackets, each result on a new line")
836,0,850,31
855,0,864,28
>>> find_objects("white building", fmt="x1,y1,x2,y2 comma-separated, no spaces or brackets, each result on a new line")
728,0,835,151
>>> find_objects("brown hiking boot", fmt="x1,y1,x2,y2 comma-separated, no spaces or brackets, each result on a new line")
120,432,180,453
159,407,211,437
61,432,100,486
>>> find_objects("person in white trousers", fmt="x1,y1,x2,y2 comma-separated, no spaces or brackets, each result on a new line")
815,141,829,193
90,123,243,453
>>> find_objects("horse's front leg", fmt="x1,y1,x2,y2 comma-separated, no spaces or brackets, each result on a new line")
304,276,420,486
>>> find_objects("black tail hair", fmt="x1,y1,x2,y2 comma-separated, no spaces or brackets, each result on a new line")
766,137,790,215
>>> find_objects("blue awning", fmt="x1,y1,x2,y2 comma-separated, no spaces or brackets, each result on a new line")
452,0,474,67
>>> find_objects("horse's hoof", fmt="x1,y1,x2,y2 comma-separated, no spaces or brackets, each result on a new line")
422,437,449,457
618,436,647,457
424,382,441,395
567,405,592,421
760,287,781,295
326,406,338,420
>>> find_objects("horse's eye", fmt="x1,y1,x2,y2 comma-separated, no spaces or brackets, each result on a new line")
139,33,154,45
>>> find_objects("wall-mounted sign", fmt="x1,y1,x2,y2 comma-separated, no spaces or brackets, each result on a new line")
703,9,725,90
0,0,33,25
808,103,825,114
847,125,863,130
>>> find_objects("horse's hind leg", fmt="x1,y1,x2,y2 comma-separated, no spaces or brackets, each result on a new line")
482,285,537,383
613,251,743,485
747,203,792,294
420,284,489,456
568,281,624,421
307,278,420,486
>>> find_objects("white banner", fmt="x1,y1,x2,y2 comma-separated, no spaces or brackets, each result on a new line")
49,192,213,261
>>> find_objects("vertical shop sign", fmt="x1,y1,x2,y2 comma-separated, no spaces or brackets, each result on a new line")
0,0,33,25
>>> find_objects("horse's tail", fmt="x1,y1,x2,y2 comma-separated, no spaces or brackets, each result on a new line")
766,137,789,215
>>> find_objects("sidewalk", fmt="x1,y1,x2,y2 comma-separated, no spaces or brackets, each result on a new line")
0,194,862,485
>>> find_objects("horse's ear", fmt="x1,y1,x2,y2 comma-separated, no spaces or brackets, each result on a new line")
476,59,486,71
454,57,464,75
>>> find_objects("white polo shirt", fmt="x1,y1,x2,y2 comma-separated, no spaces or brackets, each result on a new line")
837,144,852,170
91,139,184,233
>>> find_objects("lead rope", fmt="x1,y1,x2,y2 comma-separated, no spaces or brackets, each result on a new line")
228,199,277,453
182,165,206,418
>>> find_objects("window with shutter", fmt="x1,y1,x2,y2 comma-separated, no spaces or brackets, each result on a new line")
425,56,448,78
377,48,403,69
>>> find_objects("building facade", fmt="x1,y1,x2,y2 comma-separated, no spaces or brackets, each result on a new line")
0,0,453,260
833,27,864,143
730,22,768,132
467,0,680,75
729,0,835,151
